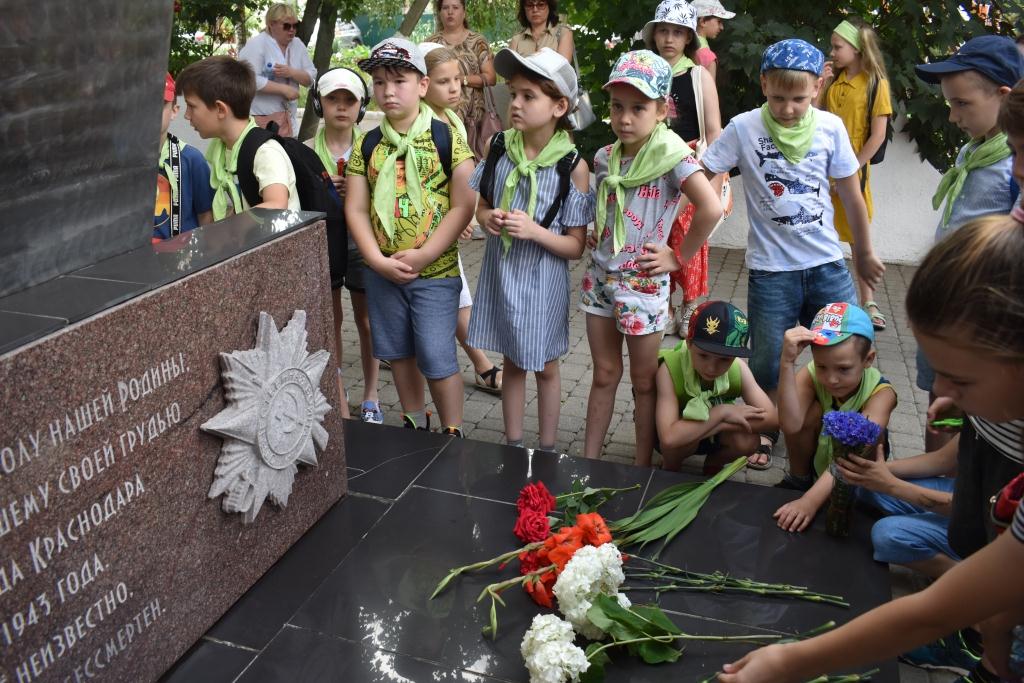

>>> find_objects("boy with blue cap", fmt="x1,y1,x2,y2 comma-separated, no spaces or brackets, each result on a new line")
773,302,897,528
913,35,1023,453
680,39,885,423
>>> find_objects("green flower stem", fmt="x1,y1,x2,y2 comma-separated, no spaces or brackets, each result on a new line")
586,632,785,661
554,484,642,502
478,564,557,640
624,558,848,607
429,541,543,600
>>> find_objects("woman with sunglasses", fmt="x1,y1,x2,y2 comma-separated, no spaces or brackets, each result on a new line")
237,2,316,137
508,0,574,62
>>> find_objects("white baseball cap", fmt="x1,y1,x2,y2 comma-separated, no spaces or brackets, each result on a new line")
317,68,366,101
419,41,445,56
493,47,578,104
691,0,736,19
641,0,698,48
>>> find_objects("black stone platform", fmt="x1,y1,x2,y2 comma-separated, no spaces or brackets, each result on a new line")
162,421,899,683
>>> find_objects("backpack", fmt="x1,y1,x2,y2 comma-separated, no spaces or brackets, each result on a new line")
236,122,345,285
359,118,454,184
865,77,894,166
237,122,343,215
479,131,581,228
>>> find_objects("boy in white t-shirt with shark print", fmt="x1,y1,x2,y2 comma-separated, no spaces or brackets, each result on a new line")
681,38,885,416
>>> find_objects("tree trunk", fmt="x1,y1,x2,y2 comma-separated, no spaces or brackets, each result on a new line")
398,0,432,36
298,0,340,141
235,4,249,49
298,0,322,44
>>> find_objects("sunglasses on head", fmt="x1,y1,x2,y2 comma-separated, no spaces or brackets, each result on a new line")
280,21,299,30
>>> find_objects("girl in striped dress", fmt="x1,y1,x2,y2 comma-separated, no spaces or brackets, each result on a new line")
467,47,595,451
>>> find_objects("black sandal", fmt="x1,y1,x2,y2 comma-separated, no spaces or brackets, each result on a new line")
748,431,777,471
475,366,502,394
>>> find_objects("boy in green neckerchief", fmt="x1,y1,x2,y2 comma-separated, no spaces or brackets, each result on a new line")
654,301,777,473
774,303,897,531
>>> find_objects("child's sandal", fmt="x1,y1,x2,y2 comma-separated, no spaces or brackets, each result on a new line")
865,301,887,331
475,366,502,395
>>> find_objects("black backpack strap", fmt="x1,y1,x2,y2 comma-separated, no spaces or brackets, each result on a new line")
539,150,582,228
166,134,182,236
430,118,453,182
360,126,383,170
479,130,507,206
236,126,274,209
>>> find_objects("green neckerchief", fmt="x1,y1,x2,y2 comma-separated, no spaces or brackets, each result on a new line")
205,117,258,220
596,123,691,255
670,55,697,76
159,136,180,203
500,128,576,253
374,102,434,241
833,20,861,51
313,126,362,174
697,35,709,49
760,103,817,165
810,361,883,476
664,343,733,421
932,132,1011,227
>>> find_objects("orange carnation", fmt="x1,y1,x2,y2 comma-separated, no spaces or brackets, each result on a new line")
576,512,612,546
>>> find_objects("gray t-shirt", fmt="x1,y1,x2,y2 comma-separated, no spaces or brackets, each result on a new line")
935,143,1016,241
592,146,702,273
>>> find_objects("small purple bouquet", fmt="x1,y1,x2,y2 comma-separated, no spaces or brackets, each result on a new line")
821,411,882,537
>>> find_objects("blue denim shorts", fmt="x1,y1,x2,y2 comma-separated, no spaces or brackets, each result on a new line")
364,271,460,380
747,260,857,390
857,477,959,564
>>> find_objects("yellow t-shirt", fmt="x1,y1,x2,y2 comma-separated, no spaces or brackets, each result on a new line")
348,122,472,279
826,71,893,242
243,139,301,212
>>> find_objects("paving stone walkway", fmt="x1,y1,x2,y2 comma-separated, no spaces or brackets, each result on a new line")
336,239,958,683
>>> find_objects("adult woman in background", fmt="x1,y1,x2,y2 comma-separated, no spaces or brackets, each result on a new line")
508,0,574,62
238,3,316,137
427,0,496,158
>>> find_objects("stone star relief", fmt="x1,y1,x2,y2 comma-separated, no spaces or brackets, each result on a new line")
202,310,331,523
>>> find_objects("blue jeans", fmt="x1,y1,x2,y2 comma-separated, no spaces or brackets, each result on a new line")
747,260,857,390
364,271,461,380
857,477,960,565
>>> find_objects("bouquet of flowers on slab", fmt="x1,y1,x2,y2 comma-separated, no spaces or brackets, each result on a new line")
430,475,852,683
822,411,882,538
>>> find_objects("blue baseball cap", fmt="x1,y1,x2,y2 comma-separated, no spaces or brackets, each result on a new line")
760,38,824,76
915,35,1024,88
810,303,874,346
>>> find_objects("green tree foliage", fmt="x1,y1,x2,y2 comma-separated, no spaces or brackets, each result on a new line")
561,0,1021,170
168,1,259,75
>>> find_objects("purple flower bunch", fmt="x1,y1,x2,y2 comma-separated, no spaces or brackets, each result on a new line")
822,411,882,448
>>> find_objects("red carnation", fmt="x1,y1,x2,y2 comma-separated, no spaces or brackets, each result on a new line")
517,481,557,515
514,509,551,543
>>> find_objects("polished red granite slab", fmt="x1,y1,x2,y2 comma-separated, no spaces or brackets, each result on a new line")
0,221,345,682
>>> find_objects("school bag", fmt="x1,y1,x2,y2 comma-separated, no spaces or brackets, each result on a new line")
865,78,894,165
236,122,346,286
358,118,454,183
479,131,581,227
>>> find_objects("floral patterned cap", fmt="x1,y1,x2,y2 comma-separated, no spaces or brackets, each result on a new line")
602,50,673,100
810,302,874,346
641,0,698,48
760,38,824,76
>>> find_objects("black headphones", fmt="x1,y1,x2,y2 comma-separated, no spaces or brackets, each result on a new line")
310,66,369,123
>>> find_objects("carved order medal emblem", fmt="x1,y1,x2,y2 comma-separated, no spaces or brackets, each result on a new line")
202,310,331,523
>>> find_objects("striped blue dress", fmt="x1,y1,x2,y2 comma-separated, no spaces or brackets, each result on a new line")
467,155,596,371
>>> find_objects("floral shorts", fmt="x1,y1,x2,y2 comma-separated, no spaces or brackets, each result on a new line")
579,262,670,336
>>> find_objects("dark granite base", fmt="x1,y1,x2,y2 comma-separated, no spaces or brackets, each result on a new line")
168,423,898,682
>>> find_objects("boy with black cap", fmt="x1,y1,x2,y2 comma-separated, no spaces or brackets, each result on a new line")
913,35,1023,451
773,302,897,530
654,301,777,473
346,37,476,436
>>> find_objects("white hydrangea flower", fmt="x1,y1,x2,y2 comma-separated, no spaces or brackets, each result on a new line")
553,543,626,640
521,614,590,683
